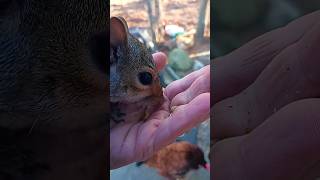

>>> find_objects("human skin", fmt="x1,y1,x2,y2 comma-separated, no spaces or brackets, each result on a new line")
110,52,210,169
212,10,320,104
212,10,320,180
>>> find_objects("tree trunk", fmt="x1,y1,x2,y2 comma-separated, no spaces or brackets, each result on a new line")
146,0,158,49
195,0,209,42
154,0,163,42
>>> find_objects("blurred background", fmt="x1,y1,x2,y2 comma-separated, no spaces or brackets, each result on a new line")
212,0,320,58
110,0,210,179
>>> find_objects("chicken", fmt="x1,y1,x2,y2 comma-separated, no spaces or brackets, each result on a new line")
144,141,207,180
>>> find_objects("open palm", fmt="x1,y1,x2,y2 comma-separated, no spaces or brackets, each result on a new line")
110,53,210,169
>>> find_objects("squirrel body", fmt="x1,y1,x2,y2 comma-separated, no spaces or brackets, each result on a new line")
0,1,107,179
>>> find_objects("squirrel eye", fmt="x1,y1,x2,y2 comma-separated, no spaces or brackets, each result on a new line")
138,72,153,85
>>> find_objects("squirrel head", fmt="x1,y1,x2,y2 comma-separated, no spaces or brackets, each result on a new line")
110,16,163,104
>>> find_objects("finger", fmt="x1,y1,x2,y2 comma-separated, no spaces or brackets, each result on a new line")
298,20,320,84
170,69,210,108
213,10,320,104
212,98,320,180
152,52,167,72
165,65,210,100
213,20,320,140
153,93,210,149
211,135,245,179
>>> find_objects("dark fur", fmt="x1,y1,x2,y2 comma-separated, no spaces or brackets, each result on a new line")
0,0,107,179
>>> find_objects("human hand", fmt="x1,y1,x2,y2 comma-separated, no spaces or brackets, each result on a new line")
212,10,320,105
110,53,210,169
212,10,320,180
212,10,320,140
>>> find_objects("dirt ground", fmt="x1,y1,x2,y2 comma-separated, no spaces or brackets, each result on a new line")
110,0,210,61
111,0,209,32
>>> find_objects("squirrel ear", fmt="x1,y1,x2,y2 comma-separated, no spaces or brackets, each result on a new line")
110,16,129,47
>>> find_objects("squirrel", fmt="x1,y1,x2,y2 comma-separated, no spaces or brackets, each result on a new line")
110,17,164,128
0,1,107,180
